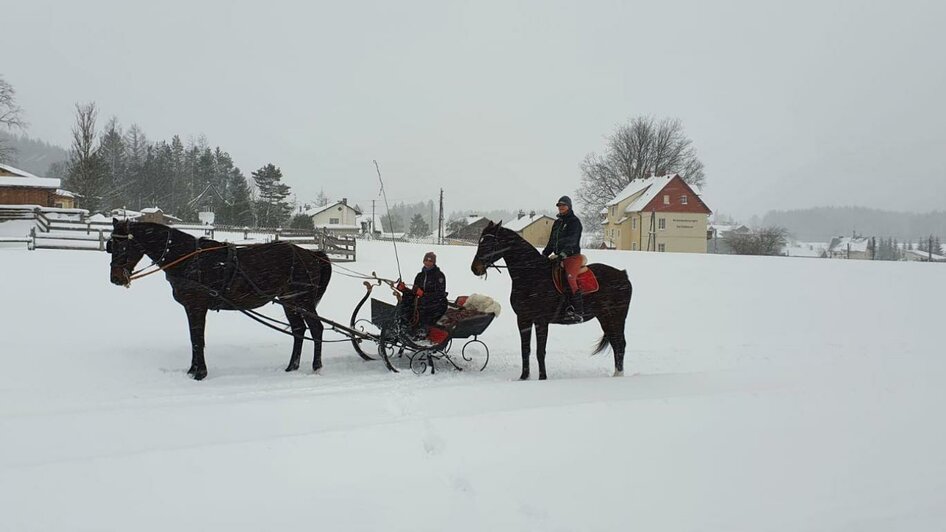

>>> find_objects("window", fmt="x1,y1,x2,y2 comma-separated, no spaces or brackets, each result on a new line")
329,218,340,224
681,195,688,204
632,242,638,250
658,218,666,230
663,195,670,205
658,243,666,252
632,218,637,229
611,206,616,217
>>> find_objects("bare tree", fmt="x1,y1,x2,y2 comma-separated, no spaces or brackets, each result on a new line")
727,226,789,256
576,116,706,229
0,75,27,163
65,103,107,212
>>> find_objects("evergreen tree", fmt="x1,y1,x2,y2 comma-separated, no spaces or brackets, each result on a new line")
252,163,292,227
289,213,313,230
218,167,254,226
934,236,943,256
315,188,329,207
409,213,430,237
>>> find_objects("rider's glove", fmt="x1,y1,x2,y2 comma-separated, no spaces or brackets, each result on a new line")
415,287,424,297
396,281,406,291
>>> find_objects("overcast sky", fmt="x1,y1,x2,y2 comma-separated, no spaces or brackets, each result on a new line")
3,0,945,220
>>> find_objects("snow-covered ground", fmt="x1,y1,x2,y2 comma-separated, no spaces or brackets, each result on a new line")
1,241,944,531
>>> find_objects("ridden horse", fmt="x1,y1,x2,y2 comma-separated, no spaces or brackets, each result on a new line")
470,221,632,380
107,219,332,380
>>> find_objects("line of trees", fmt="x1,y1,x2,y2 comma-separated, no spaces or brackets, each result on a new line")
58,102,293,227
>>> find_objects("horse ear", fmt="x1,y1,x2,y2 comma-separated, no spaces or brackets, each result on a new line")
497,220,503,227
112,217,119,224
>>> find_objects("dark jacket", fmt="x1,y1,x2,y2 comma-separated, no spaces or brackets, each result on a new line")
412,265,447,325
543,210,582,257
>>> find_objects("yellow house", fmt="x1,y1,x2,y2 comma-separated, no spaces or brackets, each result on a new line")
601,174,711,252
305,199,361,236
503,212,556,248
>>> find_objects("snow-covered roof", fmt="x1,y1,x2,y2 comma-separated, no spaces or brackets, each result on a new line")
905,248,946,261
783,241,828,258
140,207,162,214
504,214,553,232
0,175,61,189
0,163,40,178
828,237,870,253
55,189,76,198
466,215,484,225
606,174,676,208
305,201,359,217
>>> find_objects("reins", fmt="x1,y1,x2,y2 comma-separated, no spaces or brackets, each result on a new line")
128,244,231,281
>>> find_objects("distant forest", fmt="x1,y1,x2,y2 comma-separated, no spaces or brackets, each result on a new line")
0,131,68,176
762,207,946,241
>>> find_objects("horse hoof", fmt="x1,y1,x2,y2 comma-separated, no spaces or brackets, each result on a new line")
613,370,624,377
539,374,547,381
519,374,530,381
285,364,300,372
186,366,196,375
192,370,207,381
313,367,322,375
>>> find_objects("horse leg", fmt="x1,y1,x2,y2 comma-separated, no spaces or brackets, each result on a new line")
302,312,324,374
284,309,306,372
535,321,549,380
601,315,628,377
185,306,209,380
517,314,532,380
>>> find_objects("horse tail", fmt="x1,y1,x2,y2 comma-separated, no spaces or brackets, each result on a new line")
591,335,611,356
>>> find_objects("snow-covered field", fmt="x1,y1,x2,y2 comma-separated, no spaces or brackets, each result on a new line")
1,240,944,531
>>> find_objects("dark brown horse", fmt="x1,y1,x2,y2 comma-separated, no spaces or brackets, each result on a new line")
471,221,632,380
108,219,332,380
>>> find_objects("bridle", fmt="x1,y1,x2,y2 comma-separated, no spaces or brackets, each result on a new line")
475,233,511,271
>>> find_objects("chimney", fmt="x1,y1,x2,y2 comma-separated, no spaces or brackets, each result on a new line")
529,210,535,218
342,198,348,205
517,209,525,219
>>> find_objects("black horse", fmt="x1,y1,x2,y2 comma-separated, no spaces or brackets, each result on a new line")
471,221,632,380
108,219,332,380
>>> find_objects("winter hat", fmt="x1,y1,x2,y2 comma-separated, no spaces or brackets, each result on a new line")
556,196,573,209
424,251,437,263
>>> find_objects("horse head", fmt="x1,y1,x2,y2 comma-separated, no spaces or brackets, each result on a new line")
471,220,506,276
107,218,145,287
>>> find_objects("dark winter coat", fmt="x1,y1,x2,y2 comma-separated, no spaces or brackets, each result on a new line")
413,265,447,325
542,210,582,258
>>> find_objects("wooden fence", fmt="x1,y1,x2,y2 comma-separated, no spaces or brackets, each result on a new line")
0,207,356,261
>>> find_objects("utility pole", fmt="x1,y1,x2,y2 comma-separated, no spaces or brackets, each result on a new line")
930,235,934,262
438,188,444,245
371,200,376,237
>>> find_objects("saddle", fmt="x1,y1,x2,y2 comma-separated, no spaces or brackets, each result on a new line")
552,254,599,295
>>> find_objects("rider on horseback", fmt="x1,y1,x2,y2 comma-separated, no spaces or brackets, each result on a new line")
542,196,584,323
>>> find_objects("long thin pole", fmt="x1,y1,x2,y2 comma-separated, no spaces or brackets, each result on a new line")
374,160,402,281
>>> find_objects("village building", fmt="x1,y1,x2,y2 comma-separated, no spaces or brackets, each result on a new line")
707,223,752,254
503,210,555,248
445,214,492,245
826,236,872,260
601,174,712,252
0,163,75,208
305,199,361,236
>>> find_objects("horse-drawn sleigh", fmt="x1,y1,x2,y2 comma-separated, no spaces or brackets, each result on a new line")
106,219,499,378
107,218,631,380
